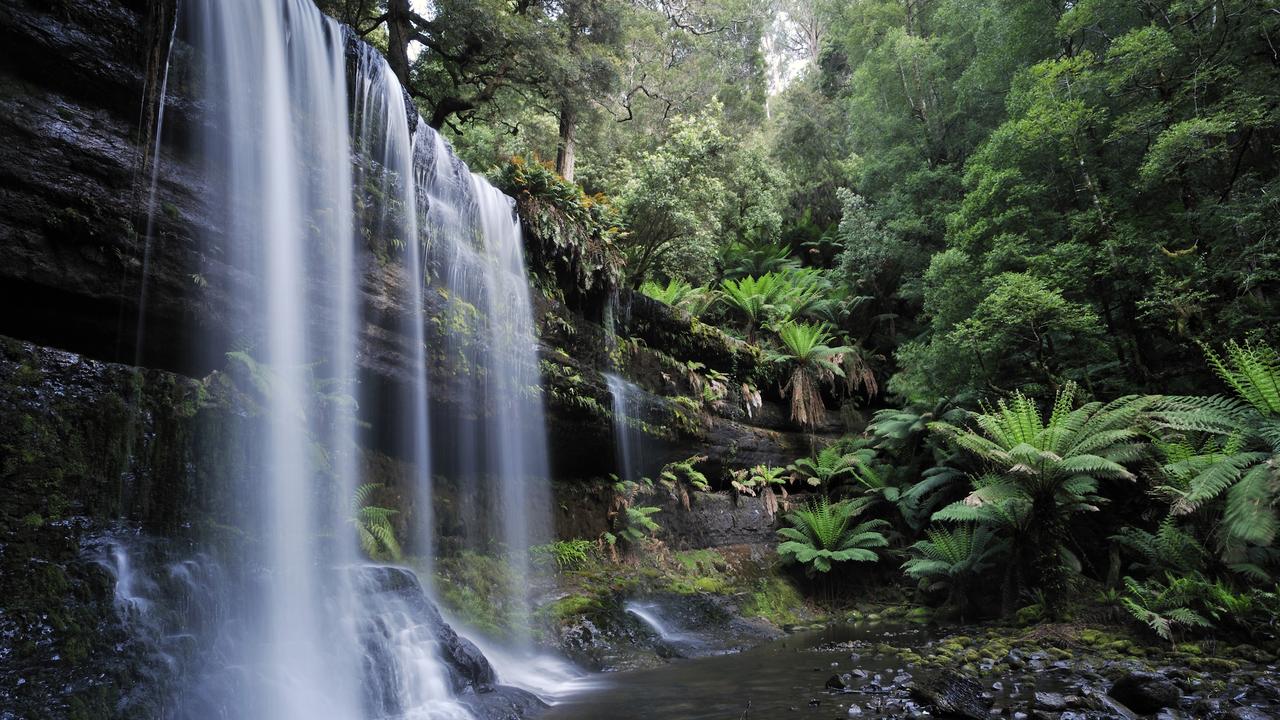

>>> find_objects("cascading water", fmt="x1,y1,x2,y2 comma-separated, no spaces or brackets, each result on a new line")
605,373,649,482
185,1,363,716
120,0,561,715
418,132,553,636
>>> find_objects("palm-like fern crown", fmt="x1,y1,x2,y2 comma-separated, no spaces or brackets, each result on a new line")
774,321,851,368
1153,340,1280,550
930,382,1147,498
902,525,1004,582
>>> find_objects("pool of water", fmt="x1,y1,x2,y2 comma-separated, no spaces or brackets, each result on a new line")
542,624,934,719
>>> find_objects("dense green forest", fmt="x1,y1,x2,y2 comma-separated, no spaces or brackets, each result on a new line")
317,0,1280,635
4,0,1280,716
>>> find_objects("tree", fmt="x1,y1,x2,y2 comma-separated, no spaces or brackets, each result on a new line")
769,321,855,430
903,524,1005,621
931,383,1150,615
1154,340,1280,555
617,107,731,285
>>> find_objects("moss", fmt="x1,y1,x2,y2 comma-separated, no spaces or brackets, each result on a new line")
433,550,527,640
542,594,601,621
739,576,807,627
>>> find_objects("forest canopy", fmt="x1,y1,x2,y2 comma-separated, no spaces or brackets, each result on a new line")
323,0,1279,405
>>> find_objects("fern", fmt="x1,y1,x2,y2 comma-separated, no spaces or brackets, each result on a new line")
352,483,402,561
768,321,855,430
1112,517,1209,575
930,383,1150,607
659,455,710,492
1151,340,1280,553
777,497,888,575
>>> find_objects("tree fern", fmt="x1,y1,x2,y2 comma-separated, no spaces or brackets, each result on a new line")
903,524,1006,619
768,321,854,430
929,383,1150,611
1152,340,1280,553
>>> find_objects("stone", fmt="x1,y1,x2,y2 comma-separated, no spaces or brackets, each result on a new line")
910,669,991,720
1223,708,1277,720
1109,671,1183,714
1035,692,1068,711
826,673,850,690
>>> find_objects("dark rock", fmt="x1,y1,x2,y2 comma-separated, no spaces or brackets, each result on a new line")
1222,708,1277,720
1109,671,1183,714
909,669,991,719
827,673,850,690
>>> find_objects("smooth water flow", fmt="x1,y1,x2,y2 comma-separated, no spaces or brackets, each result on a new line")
138,0,558,715
605,373,648,482
188,1,364,716
623,601,680,641
419,132,553,634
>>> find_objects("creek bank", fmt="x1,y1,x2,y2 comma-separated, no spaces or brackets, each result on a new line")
537,619,1280,720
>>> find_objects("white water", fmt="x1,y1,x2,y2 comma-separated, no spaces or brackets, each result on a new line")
466,626,582,702
188,1,364,716
605,373,648,482
151,0,560,715
623,601,682,643
418,132,553,636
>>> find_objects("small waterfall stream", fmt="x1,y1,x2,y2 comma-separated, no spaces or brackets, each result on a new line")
605,373,649,483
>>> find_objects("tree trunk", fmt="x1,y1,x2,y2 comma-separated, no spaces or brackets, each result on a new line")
1031,492,1067,618
556,101,578,181
386,0,413,88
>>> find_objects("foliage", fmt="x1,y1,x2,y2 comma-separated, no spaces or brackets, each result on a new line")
616,107,732,286
606,476,662,550
789,445,863,490
1120,574,1214,643
531,539,596,572
902,524,1006,619
1112,518,1209,577
638,277,715,317
729,464,789,496
658,455,710,493
777,497,889,575
352,483,402,562
931,383,1150,612
496,155,623,297
721,239,799,280
1153,340,1280,553
768,321,855,430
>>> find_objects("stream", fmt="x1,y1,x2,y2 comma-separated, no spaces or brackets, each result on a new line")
543,624,936,719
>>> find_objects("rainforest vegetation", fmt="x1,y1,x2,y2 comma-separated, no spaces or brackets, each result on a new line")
4,0,1280,717
316,0,1280,641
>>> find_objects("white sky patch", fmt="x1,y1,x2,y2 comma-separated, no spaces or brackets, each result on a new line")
765,11,812,96
407,0,434,62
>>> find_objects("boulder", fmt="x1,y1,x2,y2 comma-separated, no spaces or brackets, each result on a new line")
909,670,991,719
1109,671,1183,715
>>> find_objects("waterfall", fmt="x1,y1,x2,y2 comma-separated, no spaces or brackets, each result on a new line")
605,373,649,482
186,1,363,716
419,133,553,637
132,0,558,715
